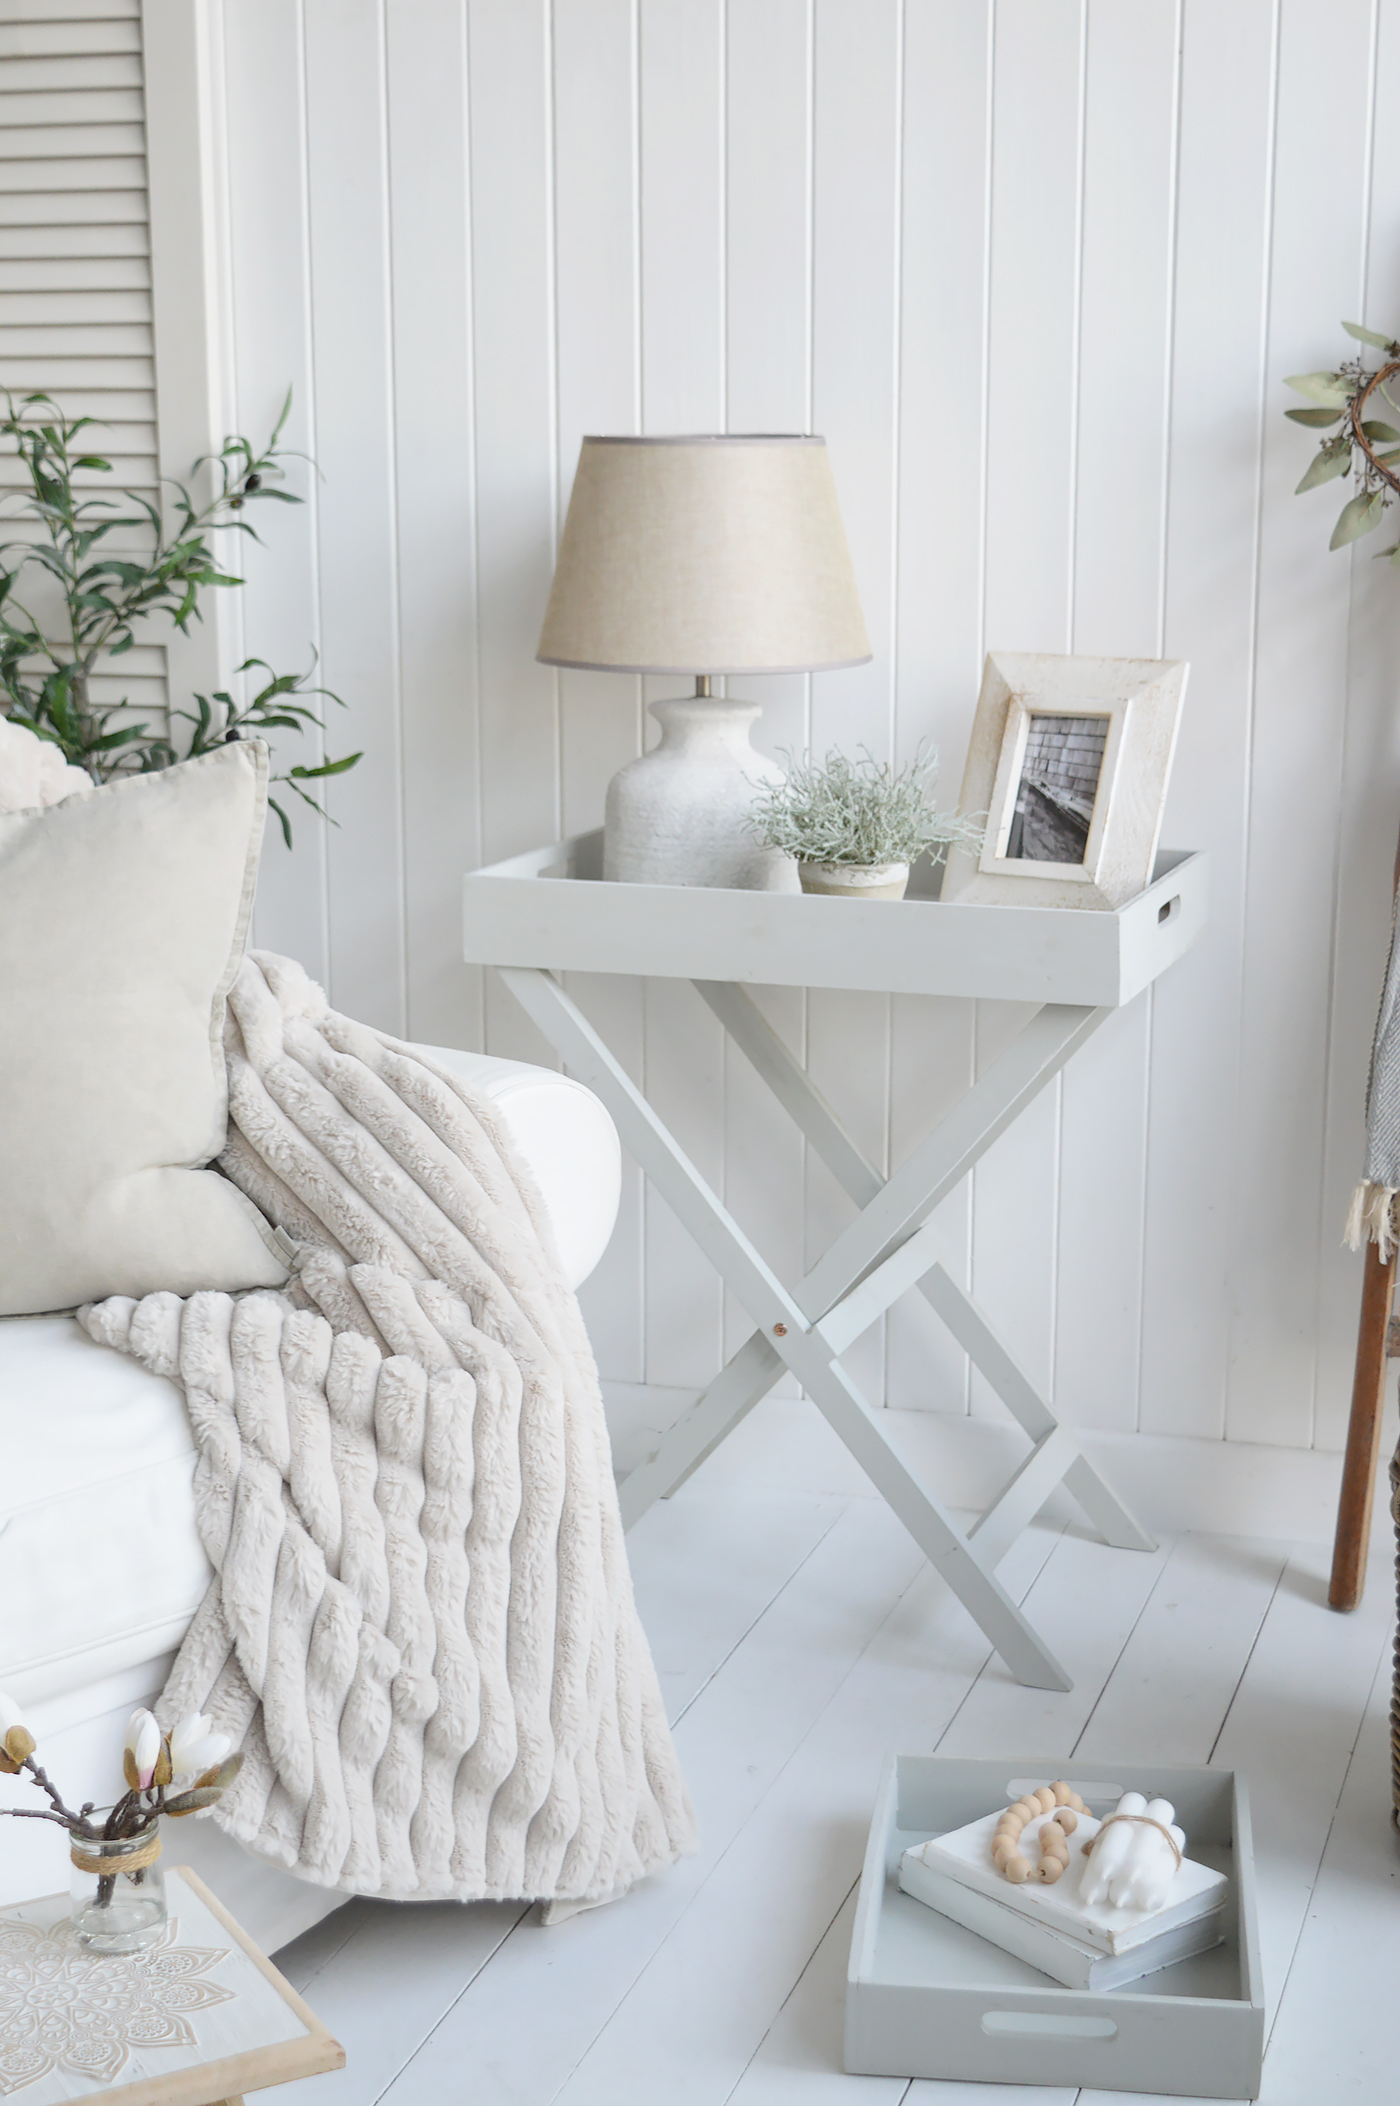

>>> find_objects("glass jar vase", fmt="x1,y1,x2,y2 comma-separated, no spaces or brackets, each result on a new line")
70,1832,166,1953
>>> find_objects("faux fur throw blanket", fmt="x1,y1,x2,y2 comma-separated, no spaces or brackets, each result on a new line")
79,952,695,1908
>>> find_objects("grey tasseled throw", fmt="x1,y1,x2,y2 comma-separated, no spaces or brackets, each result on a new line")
80,952,695,1908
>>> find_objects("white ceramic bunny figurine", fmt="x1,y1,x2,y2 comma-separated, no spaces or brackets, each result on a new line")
1078,1791,1185,1912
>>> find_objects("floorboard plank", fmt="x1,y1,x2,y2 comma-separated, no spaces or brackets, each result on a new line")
553,1527,1065,2105
1210,1533,1394,2042
374,1497,931,2106
934,1526,1175,1760
273,1898,367,1994
1240,1632,1399,2101
724,1887,905,2104
270,1898,526,2106
906,2084,1079,2105
1072,1532,1291,1763
625,1486,850,1723
730,1885,1079,2106
1078,2094,1241,2106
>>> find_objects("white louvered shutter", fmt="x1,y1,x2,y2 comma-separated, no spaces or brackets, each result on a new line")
0,0,165,725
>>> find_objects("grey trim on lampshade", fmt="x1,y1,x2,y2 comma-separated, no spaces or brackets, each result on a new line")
537,434,873,675
538,652,874,675
574,433,828,446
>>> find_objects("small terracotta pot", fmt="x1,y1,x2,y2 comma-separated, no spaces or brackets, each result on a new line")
797,860,910,901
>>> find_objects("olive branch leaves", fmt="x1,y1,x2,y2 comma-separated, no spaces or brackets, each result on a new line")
0,389,360,845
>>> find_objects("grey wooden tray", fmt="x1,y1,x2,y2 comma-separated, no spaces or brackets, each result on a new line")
846,1755,1263,2099
462,831,1207,1007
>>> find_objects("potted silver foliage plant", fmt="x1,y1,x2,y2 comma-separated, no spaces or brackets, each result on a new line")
746,745,980,900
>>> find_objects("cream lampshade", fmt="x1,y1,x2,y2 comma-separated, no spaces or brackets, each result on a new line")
537,435,870,889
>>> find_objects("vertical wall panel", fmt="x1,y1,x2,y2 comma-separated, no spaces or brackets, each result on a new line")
467,0,561,1071
886,0,992,1416
552,0,647,1384
1142,0,1277,1440
302,0,405,1031
1056,0,1179,1432
385,0,482,1052
639,0,724,433
223,0,330,984
1316,2,1400,1448
724,0,810,437
972,0,1085,1419
185,0,1400,1464
983,0,1084,657
1230,0,1377,1446
468,0,558,870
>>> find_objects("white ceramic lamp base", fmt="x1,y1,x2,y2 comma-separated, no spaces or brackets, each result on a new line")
603,694,798,891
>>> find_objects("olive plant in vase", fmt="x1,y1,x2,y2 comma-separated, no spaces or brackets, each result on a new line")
0,1688,241,1953
0,389,360,845
746,745,981,900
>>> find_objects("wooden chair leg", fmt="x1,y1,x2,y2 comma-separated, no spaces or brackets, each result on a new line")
1389,1441,1400,1824
1329,1239,1397,1610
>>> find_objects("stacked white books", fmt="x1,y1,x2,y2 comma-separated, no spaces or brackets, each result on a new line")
899,1803,1229,1992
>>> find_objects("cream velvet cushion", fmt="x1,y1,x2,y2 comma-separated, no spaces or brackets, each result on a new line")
0,740,292,1315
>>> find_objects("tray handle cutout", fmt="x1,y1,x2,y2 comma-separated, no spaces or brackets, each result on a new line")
1007,1778,1123,1802
1157,894,1181,923
982,2013,1118,2041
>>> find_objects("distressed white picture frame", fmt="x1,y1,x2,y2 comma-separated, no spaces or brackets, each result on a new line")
941,651,1189,910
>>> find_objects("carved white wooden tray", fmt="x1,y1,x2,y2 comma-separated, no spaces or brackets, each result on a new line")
0,1867,343,2105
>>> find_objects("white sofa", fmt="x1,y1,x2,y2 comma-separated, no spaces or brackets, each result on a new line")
0,1046,621,1951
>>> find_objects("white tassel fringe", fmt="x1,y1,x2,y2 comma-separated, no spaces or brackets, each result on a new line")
1345,1180,1399,1260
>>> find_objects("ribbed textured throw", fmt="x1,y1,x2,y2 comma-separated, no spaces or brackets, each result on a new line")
80,952,695,1909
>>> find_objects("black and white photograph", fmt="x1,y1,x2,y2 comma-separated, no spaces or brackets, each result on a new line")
1003,711,1110,864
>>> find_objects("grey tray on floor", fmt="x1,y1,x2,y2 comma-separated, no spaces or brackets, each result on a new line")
846,1755,1264,2100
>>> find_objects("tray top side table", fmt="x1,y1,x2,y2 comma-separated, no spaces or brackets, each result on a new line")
464,834,1209,1692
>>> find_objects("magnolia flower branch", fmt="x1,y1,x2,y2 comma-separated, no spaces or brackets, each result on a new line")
0,1691,242,1902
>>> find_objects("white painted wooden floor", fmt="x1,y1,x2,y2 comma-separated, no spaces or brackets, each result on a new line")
270,1395,1399,2106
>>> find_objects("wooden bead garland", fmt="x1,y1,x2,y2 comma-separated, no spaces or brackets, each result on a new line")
990,1780,1088,1885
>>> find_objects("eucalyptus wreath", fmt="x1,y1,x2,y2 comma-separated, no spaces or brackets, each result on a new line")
1285,320,1400,557
0,389,360,844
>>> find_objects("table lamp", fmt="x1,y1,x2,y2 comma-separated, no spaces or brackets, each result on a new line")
536,434,871,888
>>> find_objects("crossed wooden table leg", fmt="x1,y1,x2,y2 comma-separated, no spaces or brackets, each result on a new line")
499,967,1155,1692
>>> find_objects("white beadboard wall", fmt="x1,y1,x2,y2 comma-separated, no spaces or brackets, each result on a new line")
88,0,1400,1455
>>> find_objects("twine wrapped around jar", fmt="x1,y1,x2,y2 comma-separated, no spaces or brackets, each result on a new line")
70,1834,162,1876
